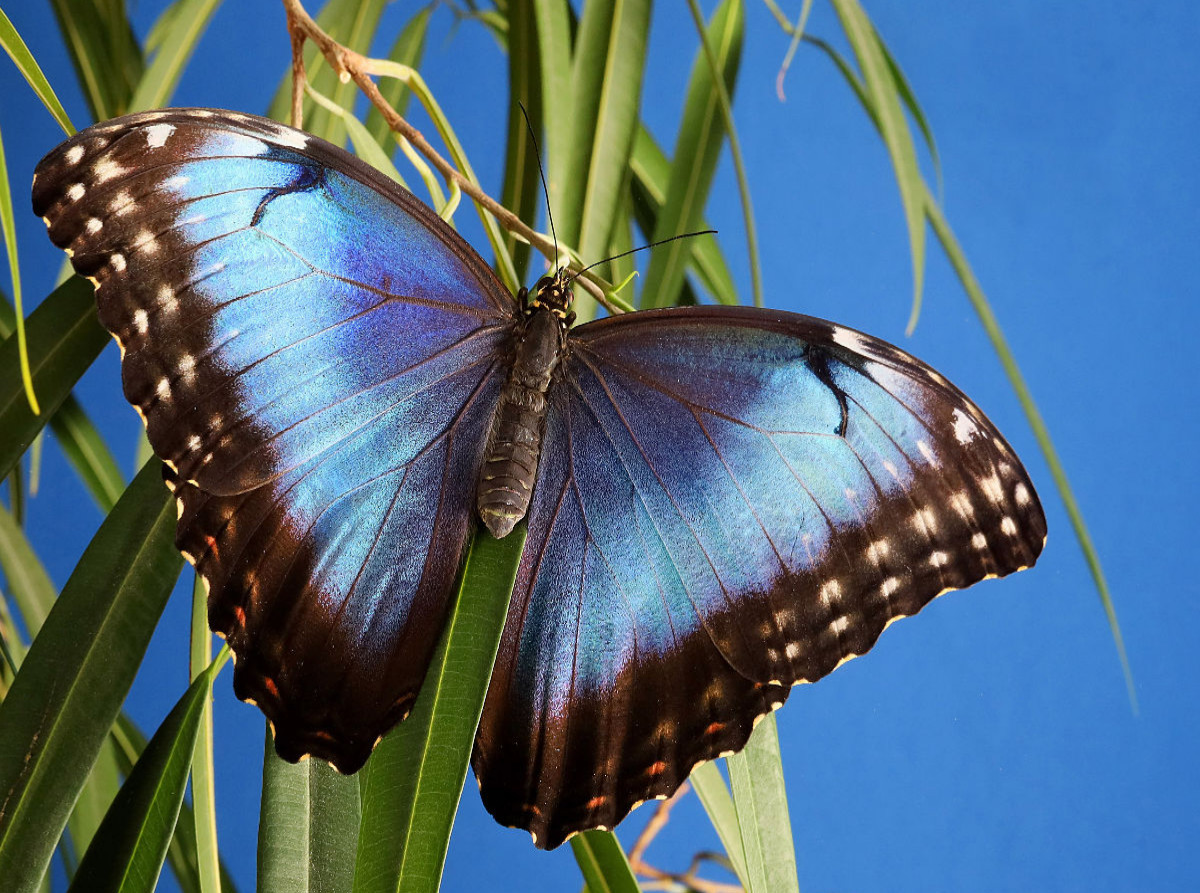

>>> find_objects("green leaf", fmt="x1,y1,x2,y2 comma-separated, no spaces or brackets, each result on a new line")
0,277,108,484
188,575,220,893
829,0,927,333
48,0,143,121
45,397,125,513
640,0,743,309
0,461,183,893
555,0,650,318
726,714,799,893
628,126,738,305
67,658,223,893
109,714,241,893
0,7,74,134
501,0,543,284
0,293,124,512
0,122,39,415
364,7,431,148
689,761,747,883
128,0,224,112
258,732,362,893
353,527,524,893
570,830,640,893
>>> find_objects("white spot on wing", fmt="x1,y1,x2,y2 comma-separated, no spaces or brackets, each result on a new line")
93,158,126,184
981,474,1004,504
270,126,309,150
67,183,85,201
952,407,981,444
1000,516,1018,536
1014,483,1032,506
65,145,85,165
156,378,171,400
820,579,841,608
971,532,988,550
85,217,102,234
929,551,950,568
186,434,202,452
145,123,175,148
132,309,148,335
157,284,178,312
881,577,900,597
830,326,871,355
110,253,126,272
918,440,936,463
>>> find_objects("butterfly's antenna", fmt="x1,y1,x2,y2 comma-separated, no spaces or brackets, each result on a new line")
566,230,718,286
518,102,561,275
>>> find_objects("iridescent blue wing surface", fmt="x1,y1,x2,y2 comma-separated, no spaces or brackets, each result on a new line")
33,109,513,770
474,306,1046,847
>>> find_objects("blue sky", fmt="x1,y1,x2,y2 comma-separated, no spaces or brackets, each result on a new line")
3,1,1197,891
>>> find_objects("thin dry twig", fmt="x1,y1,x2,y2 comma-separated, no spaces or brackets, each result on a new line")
628,783,743,893
279,0,614,310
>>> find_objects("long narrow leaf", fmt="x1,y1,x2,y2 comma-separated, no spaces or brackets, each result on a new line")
0,8,74,134
0,461,183,893
48,0,143,121
67,656,225,893
110,714,241,893
128,0,224,112
0,276,108,484
628,126,738,305
830,0,927,332
364,7,431,148
570,830,640,893
0,123,38,413
640,0,743,309
258,733,362,893
189,576,220,893
352,527,525,893
501,0,543,284
689,761,747,884
726,714,799,893
0,286,123,511
44,397,125,513
555,0,650,320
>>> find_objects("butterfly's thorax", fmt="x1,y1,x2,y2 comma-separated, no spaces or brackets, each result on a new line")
477,288,571,538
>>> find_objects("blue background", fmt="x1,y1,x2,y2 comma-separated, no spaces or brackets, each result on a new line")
2,1,1196,890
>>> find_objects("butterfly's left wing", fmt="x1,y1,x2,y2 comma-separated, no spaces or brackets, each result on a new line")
32,109,513,771
474,305,1046,848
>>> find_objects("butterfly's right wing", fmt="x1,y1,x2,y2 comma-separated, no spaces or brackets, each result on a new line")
33,109,513,771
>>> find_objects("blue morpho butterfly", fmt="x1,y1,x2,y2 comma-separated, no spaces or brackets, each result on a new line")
33,109,1045,848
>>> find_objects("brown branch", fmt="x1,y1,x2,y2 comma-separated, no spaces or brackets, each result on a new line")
278,0,614,310
627,782,744,893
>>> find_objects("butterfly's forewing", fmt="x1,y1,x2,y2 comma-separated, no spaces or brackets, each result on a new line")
33,109,514,770
474,306,1046,847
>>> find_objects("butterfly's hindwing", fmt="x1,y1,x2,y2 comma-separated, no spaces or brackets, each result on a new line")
474,306,1045,847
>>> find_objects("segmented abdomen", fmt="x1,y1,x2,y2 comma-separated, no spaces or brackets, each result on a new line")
476,308,564,538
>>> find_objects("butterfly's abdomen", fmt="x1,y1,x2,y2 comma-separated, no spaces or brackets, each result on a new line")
478,308,567,538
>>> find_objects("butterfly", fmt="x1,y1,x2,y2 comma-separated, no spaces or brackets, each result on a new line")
32,108,1046,848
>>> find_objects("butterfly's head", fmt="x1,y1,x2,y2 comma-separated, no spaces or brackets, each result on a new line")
529,270,575,322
